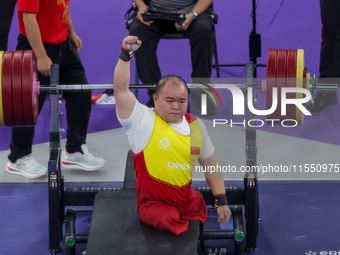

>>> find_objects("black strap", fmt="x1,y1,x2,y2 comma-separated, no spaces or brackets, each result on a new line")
214,194,228,207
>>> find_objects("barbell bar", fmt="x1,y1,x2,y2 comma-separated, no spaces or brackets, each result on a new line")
0,50,338,127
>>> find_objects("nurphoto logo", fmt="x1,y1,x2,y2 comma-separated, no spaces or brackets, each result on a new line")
199,82,312,127
200,84,311,116
199,83,222,115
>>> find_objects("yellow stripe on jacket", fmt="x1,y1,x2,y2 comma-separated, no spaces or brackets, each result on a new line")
143,112,203,187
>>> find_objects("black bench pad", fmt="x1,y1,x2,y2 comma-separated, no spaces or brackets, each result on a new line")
86,190,200,255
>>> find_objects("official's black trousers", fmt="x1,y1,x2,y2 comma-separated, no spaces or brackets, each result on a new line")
319,0,340,78
0,0,16,50
8,34,92,163
129,8,215,85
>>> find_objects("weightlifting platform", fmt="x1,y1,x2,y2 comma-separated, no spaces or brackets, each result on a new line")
86,190,202,255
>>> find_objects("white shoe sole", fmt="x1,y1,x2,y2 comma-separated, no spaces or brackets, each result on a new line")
61,161,104,171
6,165,47,179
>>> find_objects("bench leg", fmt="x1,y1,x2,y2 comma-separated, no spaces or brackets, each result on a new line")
197,223,205,255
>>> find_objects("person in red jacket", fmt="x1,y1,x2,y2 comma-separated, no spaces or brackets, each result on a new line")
6,0,105,179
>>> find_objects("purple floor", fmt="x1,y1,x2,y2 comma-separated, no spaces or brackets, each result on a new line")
0,182,340,255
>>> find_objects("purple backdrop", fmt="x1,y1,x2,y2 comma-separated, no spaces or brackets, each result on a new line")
1,0,338,152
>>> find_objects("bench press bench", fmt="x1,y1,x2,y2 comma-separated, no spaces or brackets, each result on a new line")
86,190,203,255
48,63,259,255
84,150,246,255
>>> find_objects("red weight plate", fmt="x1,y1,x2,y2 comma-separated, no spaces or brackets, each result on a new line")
303,67,307,89
276,49,287,122
266,49,278,122
2,51,15,126
22,50,39,126
302,67,307,107
286,49,297,122
12,51,25,126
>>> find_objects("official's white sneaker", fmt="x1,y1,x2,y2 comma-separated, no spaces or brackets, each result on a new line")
6,155,47,179
61,144,105,171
